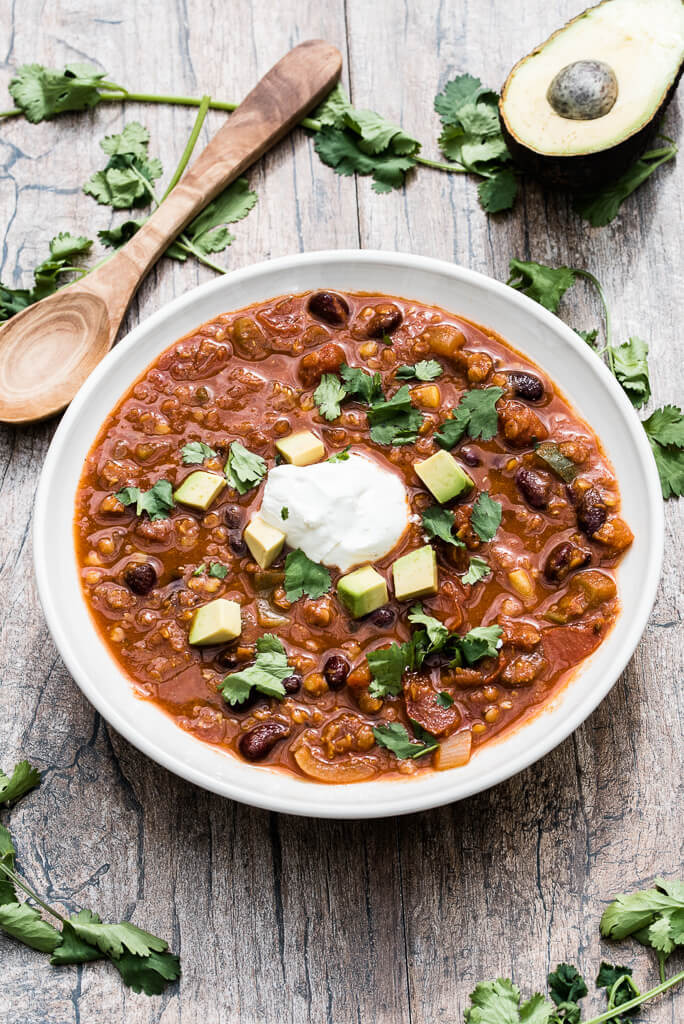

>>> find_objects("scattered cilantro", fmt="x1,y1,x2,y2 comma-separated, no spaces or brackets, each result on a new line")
219,634,293,705
116,480,175,521
280,507,289,521
283,549,331,602
463,978,555,1024
577,328,599,346
0,761,41,806
0,233,93,323
642,406,684,499
225,441,267,494
328,445,351,463
612,337,651,410
436,387,503,447
366,385,423,445
459,624,502,665
461,556,491,586
367,643,413,699
595,963,639,1022
340,364,384,404
507,259,577,312
8,62,112,122
395,360,443,381
314,373,348,421
208,562,228,579
83,122,163,209
601,876,684,964
372,722,438,760
166,178,257,264
421,506,464,547
181,440,217,465
435,691,454,709
574,140,678,227
470,491,502,542
548,962,588,1020
408,605,450,649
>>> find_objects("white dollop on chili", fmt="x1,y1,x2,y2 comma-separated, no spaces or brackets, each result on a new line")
259,453,409,571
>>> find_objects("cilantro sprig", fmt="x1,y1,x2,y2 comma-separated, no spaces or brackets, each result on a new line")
435,386,504,448
0,233,92,323
422,506,464,547
116,479,175,521
181,440,217,465
0,760,180,995
283,549,332,602
366,385,424,445
225,441,267,494
396,360,443,381
312,364,383,422
219,635,293,705
372,722,438,760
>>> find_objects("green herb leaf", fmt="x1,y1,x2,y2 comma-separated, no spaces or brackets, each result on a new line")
65,907,167,959
436,387,503,447
436,691,454,709
49,920,104,965
372,722,438,760
112,948,182,996
314,373,348,421
219,634,293,705
642,406,684,499
367,643,413,698
507,259,577,313
328,445,351,463
98,218,146,249
574,142,678,227
116,480,175,521
169,178,257,261
280,507,289,521
283,549,332,602
596,963,639,1020
9,62,110,122
366,385,423,445
408,605,450,649
83,122,163,210
478,168,518,214
459,624,502,665
600,876,684,962
0,761,41,806
0,233,93,323
535,442,577,483
208,562,228,579
0,825,17,906
396,360,443,381
340,364,384,404
435,403,472,449
612,337,651,409
225,441,267,494
181,440,217,465
471,491,502,542
463,977,556,1024
577,328,599,347
462,556,491,585
422,506,464,547
548,963,588,1009
0,901,62,953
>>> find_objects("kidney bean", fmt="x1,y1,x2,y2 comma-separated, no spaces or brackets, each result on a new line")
365,303,403,338
544,541,591,582
508,370,545,402
370,607,395,628
307,291,350,327
323,655,350,690
515,467,550,509
282,673,302,694
123,562,157,595
229,531,247,556
576,487,608,536
239,721,290,761
224,506,242,529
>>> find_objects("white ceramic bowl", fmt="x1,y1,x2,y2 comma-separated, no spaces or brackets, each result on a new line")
34,250,663,818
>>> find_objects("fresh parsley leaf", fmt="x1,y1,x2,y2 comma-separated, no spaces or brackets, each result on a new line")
181,440,217,465
219,634,293,705
463,977,555,1024
436,691,454,708
280,507,289,521
507,259,577,313
225,441,267,494
340,364,384,404
642,406,684,499
283,549,331,602
367,643,412,698
471,491,502,542
0,901,62,953
372,722,438,760
328,445,351,463
460,624,502,665
461,556,491,585
8,62,111,122
167,178,257,261
83,122,163,209
0,761,41,806
600,877,684,962
116,480,175,521
574,141,678,227
396,360,443,381
422,506,464,547
577,328,599,347
314,373,347,421
436,387,503,447
612,337,651,409
366,385,423,445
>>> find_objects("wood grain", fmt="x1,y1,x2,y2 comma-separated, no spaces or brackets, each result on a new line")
0,1,682,1022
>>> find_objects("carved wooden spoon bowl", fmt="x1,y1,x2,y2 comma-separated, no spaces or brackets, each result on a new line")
0,40,342,424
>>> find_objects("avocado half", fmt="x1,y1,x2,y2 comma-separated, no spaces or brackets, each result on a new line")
499,0,684,190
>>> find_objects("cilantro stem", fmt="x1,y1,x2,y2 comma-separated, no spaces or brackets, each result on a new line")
575,268,615,377
162,93,211,201
94,91,321,132
127,162,160,208
0,108,21,119
174,235,227,274
414,154,468,174
582,969,684,1024
0,862,66,925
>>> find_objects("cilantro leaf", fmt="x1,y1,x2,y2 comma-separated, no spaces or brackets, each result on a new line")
577,328,599,347
396,360,443,381
112,948,182,996
574,142,677,227
0,233,94,323
459,624,502,664
225,441,267,494
367,643,412,698
462,556,491,585
98,218,146,249
366,385,423,445
600,877,684,963
116,480,175,521
642,405,684,499
507,259,577,313
463,977,556,1024
340,364,383,404
49,920,104,965
478,168,518,214
435,403,471,449
408,605,450,649
181,440,217,465
471,491,502,542
0,824,17,907
436,387,503,447
422,506,464,547
436,691,454,708
0,761,41,806
83,122,163,210
372,722,438,760
208,562,228,579
612,337,651,409
280,507,289,521
314,373,347,421
219,634,293,705
168,178,257,261
328,445,351,463
283,549,331,602
65,908,168,959
596,963,639,1021
548,963,588,1008
0,901,62,953
8,62,110,122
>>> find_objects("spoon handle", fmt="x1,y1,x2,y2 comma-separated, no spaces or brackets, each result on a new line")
81,40,341,319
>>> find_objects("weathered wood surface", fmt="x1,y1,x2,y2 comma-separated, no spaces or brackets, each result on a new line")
0,1,682,1022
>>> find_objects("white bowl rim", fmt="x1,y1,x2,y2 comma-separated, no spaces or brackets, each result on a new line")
33,249,664,819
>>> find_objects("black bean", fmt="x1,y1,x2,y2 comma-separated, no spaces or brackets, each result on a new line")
123,562,157,595
366,303,403,338
544,541,591,583
282,674,302,694
225,506,242,529
239,721,290,761
508,370,545,402
323,655,350,690
229,531,247,556
307,291,350,327
515,467,550,509
370,607,395,628
576,487,608,536
461,446,481,467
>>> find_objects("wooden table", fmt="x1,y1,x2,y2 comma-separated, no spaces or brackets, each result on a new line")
1,2,682,1021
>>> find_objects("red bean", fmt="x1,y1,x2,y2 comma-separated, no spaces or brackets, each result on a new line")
307,291,350,327
239,721,290,761
515,467,550,509
282,674,302,694
576,487,608,536
508,370,545,402
123,562,157,595
324,655,350,690
365,303,403,338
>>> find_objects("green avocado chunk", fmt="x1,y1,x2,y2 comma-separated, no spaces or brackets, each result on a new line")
337,565,389,618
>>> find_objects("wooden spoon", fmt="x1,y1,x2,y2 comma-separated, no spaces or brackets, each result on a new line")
0,40,342,424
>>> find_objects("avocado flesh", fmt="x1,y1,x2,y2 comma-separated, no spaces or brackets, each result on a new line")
500,0,684,187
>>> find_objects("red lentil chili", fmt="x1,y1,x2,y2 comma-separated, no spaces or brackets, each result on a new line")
74,289,633,783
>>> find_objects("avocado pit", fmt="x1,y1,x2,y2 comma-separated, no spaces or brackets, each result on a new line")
547,60,618,120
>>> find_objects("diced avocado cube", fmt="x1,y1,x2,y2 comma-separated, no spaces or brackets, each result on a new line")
392,545,439,601
244,515,286,569
174,471,226,511
337,565,389,618
189,598,241,645
275,430,325,466
414,450,474,504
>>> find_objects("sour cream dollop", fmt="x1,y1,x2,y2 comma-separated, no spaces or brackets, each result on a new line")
259,453,409,572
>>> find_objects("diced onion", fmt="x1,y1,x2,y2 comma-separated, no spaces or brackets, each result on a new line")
434,730,472,771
